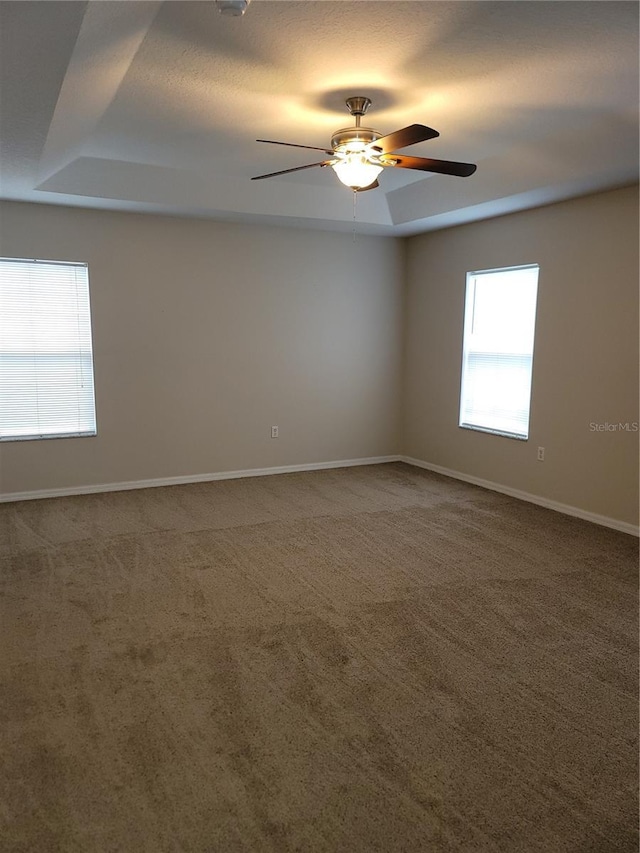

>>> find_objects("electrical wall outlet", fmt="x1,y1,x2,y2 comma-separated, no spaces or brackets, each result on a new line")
537,446,545,461
271,425,279,439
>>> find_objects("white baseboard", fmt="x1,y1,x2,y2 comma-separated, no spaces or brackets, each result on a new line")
400,455,639,537
0,455,401,504
3,454,637,537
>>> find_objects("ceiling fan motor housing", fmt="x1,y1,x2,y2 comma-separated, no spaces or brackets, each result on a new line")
331,127,381,153
332,96,381,154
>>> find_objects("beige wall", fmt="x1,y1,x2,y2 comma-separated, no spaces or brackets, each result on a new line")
403,185,639,526
0,202,404,494
2,188,638,527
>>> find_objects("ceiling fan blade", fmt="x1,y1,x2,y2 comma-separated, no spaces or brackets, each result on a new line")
355,180,379,192
390,155,477,177
371,124,439,154
251,161,331,180
257,139,335,156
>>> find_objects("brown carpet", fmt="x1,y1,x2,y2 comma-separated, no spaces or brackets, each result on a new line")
0,462,637,852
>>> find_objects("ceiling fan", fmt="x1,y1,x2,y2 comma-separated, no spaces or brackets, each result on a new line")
252,96,477,192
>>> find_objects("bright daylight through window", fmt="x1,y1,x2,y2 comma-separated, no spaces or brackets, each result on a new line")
0,258,97,441
459,264,539,440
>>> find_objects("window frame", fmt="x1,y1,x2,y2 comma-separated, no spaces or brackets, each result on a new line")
0,256,98,443
458,263,539,441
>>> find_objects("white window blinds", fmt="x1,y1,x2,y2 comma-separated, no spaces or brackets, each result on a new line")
459,265,539,440
0,257,97,441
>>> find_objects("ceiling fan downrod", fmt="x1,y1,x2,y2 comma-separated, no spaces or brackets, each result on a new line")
345,96,372,128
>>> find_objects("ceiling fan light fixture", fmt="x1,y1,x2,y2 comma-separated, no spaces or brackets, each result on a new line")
332,155,383,190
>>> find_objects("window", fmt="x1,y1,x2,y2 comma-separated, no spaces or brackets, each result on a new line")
0,257,97,441
459,264,539,440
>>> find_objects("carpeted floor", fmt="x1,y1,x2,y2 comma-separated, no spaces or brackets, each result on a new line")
0,462,637,852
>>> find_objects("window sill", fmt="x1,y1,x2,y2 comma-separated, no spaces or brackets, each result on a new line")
459,423,528,441
0,431,97,443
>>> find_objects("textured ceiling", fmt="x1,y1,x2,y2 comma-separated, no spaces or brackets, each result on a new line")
0,1,638,235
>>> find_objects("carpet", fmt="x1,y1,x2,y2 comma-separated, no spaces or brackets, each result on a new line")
1,462,637,851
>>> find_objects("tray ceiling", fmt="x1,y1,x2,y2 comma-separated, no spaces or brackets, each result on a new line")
0,1,638,235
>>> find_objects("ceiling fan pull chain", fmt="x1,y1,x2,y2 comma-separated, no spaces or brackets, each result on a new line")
352,190,357,242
